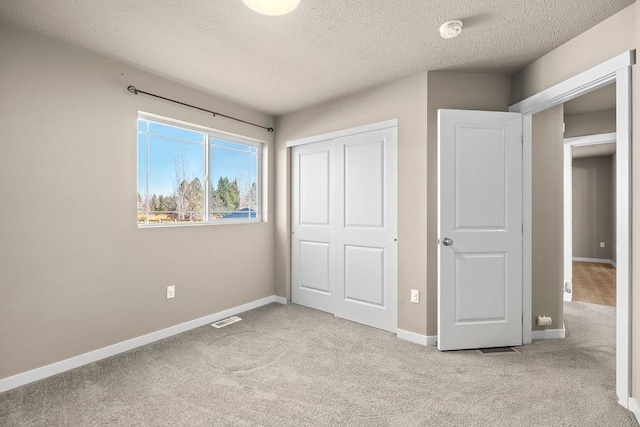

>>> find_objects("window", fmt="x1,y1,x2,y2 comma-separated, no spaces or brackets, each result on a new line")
137,115,261,226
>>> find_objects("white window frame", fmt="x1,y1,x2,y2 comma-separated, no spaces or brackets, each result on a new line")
137,112,263,227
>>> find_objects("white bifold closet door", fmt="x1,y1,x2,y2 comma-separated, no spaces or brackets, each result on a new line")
291,126,397,332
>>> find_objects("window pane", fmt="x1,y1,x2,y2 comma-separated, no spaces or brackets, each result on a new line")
137,133,147,223
137,116,260,226
211,138,253,153
137,119,148,133
137,133,148,224
147,135,205,224
210,141,258,221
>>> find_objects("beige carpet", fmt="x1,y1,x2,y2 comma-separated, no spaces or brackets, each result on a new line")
0,301,637,426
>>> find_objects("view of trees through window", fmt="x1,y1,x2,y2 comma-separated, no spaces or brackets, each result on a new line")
137,118,259,225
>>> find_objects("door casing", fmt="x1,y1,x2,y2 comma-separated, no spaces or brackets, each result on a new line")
509,50,633,408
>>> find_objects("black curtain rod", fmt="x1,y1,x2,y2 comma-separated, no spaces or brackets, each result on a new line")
127,85,274,133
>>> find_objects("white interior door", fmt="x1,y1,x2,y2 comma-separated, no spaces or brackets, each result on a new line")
438,109,523,351
291,125,397,332
291,141,334,313
333,128,397,332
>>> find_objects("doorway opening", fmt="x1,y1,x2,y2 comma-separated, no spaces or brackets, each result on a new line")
509,51,632,408
563,84,617,307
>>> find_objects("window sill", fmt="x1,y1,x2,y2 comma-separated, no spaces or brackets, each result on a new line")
137,219,263,229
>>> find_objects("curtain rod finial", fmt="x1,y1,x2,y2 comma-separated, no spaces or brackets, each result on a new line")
268,127,274,133
127,85,138,94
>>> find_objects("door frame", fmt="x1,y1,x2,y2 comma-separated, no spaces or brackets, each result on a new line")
509,50,633,408
563,132,617,302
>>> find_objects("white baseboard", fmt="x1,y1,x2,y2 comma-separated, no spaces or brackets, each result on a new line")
397,329,437,346
273,295,288,305
0,295,286,394
629,397,640,423
572,257,616,267
532,323,566,340
399,326,568,346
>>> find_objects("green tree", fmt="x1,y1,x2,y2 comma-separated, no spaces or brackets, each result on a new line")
158,194,165,212
211,177,240,213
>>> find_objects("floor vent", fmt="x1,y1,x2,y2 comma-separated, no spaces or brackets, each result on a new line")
478,347,518,354
211,316,242,328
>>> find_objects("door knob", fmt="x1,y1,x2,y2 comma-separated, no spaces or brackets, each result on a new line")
442,237,453,246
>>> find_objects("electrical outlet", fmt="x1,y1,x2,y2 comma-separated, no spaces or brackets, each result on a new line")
600,242,605,248
536,315,552,326
410,289,420,304
167,285,175,299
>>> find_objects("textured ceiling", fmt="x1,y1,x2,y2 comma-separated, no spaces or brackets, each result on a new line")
0,0,633,115
564,84,617,116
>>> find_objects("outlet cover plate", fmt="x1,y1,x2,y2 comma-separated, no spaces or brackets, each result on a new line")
410,289,420,304
167,285,175,299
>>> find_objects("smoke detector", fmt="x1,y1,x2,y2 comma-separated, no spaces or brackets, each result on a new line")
439,20,463,39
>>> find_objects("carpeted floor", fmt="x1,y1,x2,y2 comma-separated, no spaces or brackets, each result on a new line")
0,301,637,426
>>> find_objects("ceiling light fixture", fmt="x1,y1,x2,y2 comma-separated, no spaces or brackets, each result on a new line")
439,20,463,39
242,0,301,16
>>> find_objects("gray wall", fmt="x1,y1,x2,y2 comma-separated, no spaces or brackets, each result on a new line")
572,156,615,261
511,5,635,103
532,105,565,330
425,72,512,335
511,2,637,396
275,72,430,335
0,26,276,380
275,71,512,338
564,109,616,138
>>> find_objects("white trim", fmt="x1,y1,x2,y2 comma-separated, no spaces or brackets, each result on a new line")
572,257,616,267
615,66,632,408
629,398,640,424
564,132,616,147
0,295,286,394
272,295,288,305
510,50,633,408
286,119,398,148
138,111,269,145
531,324,566,340
509,51,633,115
522,115,533,345
397,329,437,346
563,142,573,306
